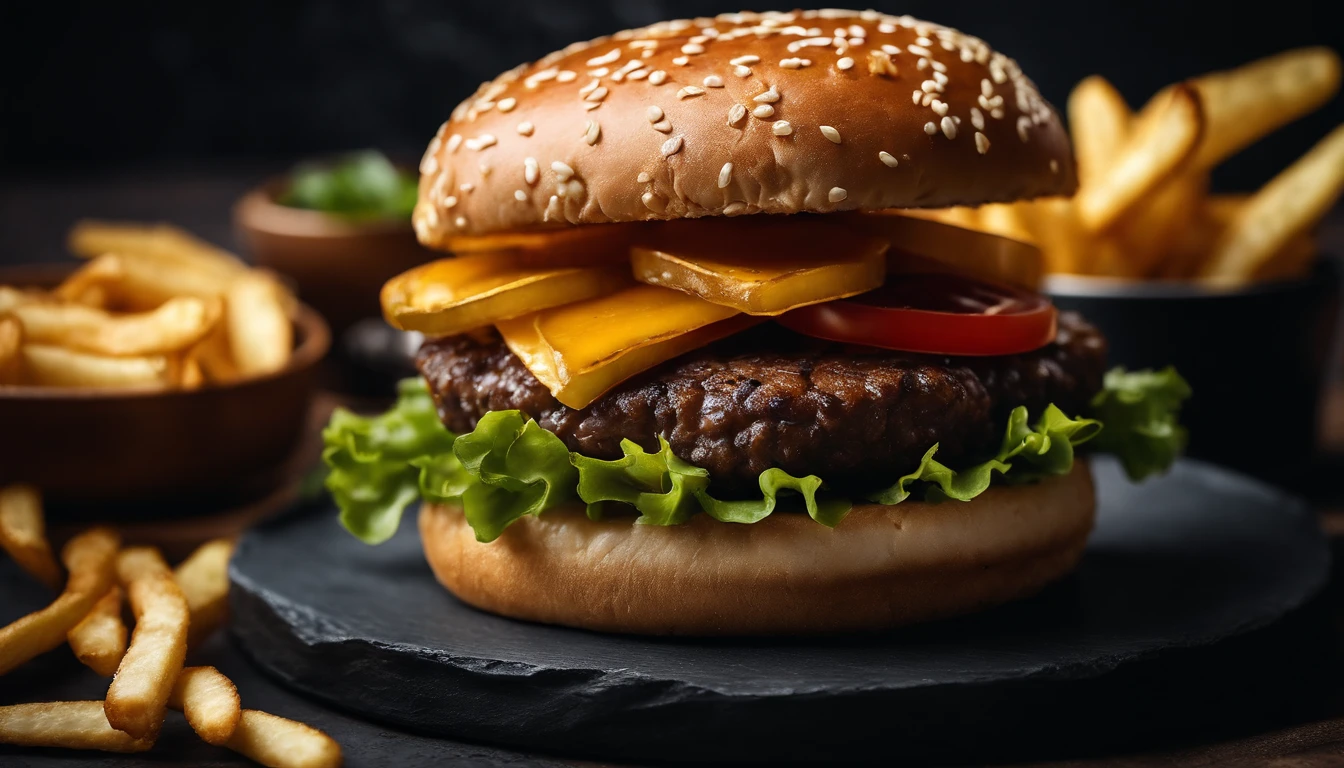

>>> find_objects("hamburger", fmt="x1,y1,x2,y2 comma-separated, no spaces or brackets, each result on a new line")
322,9,1189,635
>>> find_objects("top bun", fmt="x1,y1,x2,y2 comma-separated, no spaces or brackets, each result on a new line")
413,9,1076,248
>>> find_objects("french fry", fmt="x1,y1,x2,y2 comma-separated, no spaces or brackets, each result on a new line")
0,527,119,676
0,484,63,590
1201,124,1344,282
1254,233,1318,282
107,252,233,311
68,220,246,276
1114,173,1209,278
1068,75,1132,187
225,709,343,768
178,354,206,389
174,538,235,647
190,320,241,384
1076,83,1204,232
105,547,189,741
168,666,242,745
0,286,45,314
0,314,21,384
51,254,126,307
0,701,153,753
11,296,221,357
1190,47,1342,171
226,272,293,376
21,344,172,389
67,586,127,677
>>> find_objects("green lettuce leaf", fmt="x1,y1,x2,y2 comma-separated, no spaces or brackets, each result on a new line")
867,404,1101,505
452,410,578,542
1089,367,1191,481
322,378,457,544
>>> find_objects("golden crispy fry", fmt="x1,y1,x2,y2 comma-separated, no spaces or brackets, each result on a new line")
226,272,293,377
105,547,189,741
173,538,235,647
1254,233,1318,282
1114,173,1209,278
68,220,246,276
1077,84,1204,232
0,286,47,314
168,666,242,746
0,527,119,676
190,319,241,384
107,252,234,311
1068,75,1132,187
0,484,62,589
178,354,206,390
1201,124,1344,282
21,344,172,389
51,255,127,307
0,314,21,384
1191,47,1342,171
11,296,221,357
225,709,343,768
0,701,153,753
67,586,127,677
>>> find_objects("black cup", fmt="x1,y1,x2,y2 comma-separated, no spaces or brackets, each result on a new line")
1047,259,1342,485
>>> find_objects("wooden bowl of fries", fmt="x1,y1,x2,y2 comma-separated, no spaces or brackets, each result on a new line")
234,174,433,337
0,223,330,513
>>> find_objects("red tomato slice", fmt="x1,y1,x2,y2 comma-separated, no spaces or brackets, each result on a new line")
776,274,1058,356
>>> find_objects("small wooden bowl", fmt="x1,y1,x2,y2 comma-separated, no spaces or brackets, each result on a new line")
234,179,435,336
0,265,330,518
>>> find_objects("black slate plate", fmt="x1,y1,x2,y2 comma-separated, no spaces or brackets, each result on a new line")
230,457,1331,763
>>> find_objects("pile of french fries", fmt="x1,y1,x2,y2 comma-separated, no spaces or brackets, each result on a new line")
0,484,341,767
914,47,1344,284
0,222,297,389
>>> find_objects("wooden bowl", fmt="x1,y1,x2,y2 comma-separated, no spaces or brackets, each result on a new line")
0,265,330,518
234,179,435,336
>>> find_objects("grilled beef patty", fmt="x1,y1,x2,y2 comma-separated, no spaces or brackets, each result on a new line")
417,313,1106,494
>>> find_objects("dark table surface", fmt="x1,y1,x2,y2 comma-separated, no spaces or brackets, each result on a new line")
4,167,1344,766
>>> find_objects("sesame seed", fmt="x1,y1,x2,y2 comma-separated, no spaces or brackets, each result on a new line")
455,216,467,228
673,56,690,66
661,136,684,157
516,121,534,136
730,55,760,66
584,102,601,112
933,71,949,87
514,189,527,201
941,116,957,139
642,191,666,212
908,44,931,57
566,179,584,198
584,86,608,102
727,104,747,126
556,70,576,83
464,134,497,151
689,34,709,45
916,36,933,46
921,93,935,107
718,162,733,188
734,65,752,77
917,58,929,71
647,105,664,123
971,107,985,131
1017,116,1031,142
583,120,601,145
921,79,941,94
637,171,651,183
703,75,724,88
991,107,1006,120
780,58,802,69
677,86,705,99
753,104,775,118
828,187,847,203
497,97,517,113
724,201,748,216
879,151,899,167
924,121,938,135
820,125,841,143
446,134,462,153
878,22,896,33
1050,159,1060,173
648,70,667,85
478,162,492,177
837,57,855,71
524,157,539,185
881,44,901,55
444,195,458,208
982,79,995,97
681,43,705,55
652,120,673,133
772,120,793,135
912,90,923,104
930,100,948,117
975,132,991,154
579,79,599,95
588,68,610,78
849,24,865,37
586,49,620,67
753,85,780,103
627,69,649,80
551,161,574,181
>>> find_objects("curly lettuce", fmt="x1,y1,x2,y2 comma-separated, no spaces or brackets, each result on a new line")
324,368,1188,544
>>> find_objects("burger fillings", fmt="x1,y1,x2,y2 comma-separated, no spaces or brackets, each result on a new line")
322,9,1189,634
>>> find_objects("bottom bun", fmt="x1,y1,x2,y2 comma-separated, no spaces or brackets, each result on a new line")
420,461,1096,635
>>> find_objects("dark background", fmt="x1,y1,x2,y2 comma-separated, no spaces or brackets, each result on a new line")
2,0,1342,192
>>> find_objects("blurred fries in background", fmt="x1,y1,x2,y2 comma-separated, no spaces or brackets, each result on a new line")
0,485,342,764
913,47,1343,284
0,222,298,391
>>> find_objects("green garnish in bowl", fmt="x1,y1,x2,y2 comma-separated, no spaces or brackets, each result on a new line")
279,151,418,220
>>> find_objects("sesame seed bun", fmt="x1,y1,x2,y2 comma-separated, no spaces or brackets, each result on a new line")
412,9,1076,248
418,461,1095,635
